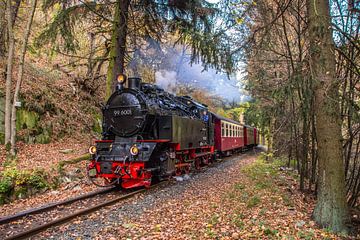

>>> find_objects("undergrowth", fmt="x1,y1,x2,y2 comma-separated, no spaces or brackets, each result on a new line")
0,165,53,204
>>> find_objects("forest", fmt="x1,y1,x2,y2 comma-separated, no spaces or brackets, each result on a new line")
0,0,360,238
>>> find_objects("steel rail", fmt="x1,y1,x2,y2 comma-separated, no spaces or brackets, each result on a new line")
0,187,115,225
4,184,161,240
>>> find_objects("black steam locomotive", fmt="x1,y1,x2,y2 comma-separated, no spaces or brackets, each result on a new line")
87,75,215,188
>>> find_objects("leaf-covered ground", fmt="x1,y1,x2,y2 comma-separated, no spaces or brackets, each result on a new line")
0,138,89,172
98,154,344,239
0,138,97,212
32,150,358,240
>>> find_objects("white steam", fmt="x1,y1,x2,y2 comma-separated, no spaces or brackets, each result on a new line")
155,70,177,94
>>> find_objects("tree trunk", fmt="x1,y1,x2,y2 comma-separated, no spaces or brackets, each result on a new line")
106,0,131,99
308,0,349,233
4,0,15,146
0,0,6,58
10,0,37,155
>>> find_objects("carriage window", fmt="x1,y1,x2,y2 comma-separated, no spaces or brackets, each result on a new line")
226,124,228,137
222,126,225,137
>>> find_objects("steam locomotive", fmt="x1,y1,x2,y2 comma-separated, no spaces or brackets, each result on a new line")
87,74,259,189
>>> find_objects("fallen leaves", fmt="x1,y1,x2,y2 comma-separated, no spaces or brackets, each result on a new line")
94,154,356,239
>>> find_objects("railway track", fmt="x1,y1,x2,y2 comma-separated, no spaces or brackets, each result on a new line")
0,185,158,240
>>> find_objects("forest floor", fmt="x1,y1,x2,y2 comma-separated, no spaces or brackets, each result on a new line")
0,137,91,172
5,148,352,240
0,137,99,215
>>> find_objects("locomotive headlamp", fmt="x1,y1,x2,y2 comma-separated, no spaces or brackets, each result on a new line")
130,144,139,156
88,146,97,155
117,74,127,84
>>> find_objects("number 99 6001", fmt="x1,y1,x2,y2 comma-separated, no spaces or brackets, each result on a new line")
113,109,132,116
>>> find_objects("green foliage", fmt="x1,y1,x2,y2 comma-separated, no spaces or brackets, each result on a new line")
0,177,12,194
244,100,271,131
255,181,270,190
0,167,50,204
297,230,315,240
246,195,261,208
242,155,283,181
233,183,245,191
225,102,250,121
208,214,220,225
263,227,278,236
36,2,100,52
232,214,245,229
215,108,231,118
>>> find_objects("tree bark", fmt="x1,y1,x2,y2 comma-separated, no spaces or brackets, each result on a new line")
106,0,131,99
308,0,349,233
4,0,15,146
10,0,37,155
0,0,6,58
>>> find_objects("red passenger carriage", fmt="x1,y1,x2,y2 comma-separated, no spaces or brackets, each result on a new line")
213,114,245,154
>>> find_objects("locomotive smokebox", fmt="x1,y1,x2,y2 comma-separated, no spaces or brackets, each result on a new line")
128,77,142,90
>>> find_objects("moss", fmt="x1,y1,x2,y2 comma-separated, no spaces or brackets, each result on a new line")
35,129,51,144
16,109,39,130
0,132,4,144
57,153,90,175
92,111,102,134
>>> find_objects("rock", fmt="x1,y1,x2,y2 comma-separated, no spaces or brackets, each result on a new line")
295,220,306,228
62,176,72,183
51,190,60,195
183,174,191,180
174,176,184,181
73,185,82,191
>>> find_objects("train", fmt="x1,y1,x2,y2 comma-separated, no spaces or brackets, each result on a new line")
87,74,259,189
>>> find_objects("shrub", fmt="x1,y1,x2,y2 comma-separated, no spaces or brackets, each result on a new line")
0,167,50,204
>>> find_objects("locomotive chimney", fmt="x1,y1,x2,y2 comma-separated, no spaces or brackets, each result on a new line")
128,77,142,90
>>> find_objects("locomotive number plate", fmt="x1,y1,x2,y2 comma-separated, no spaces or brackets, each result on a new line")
113,109,132,116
